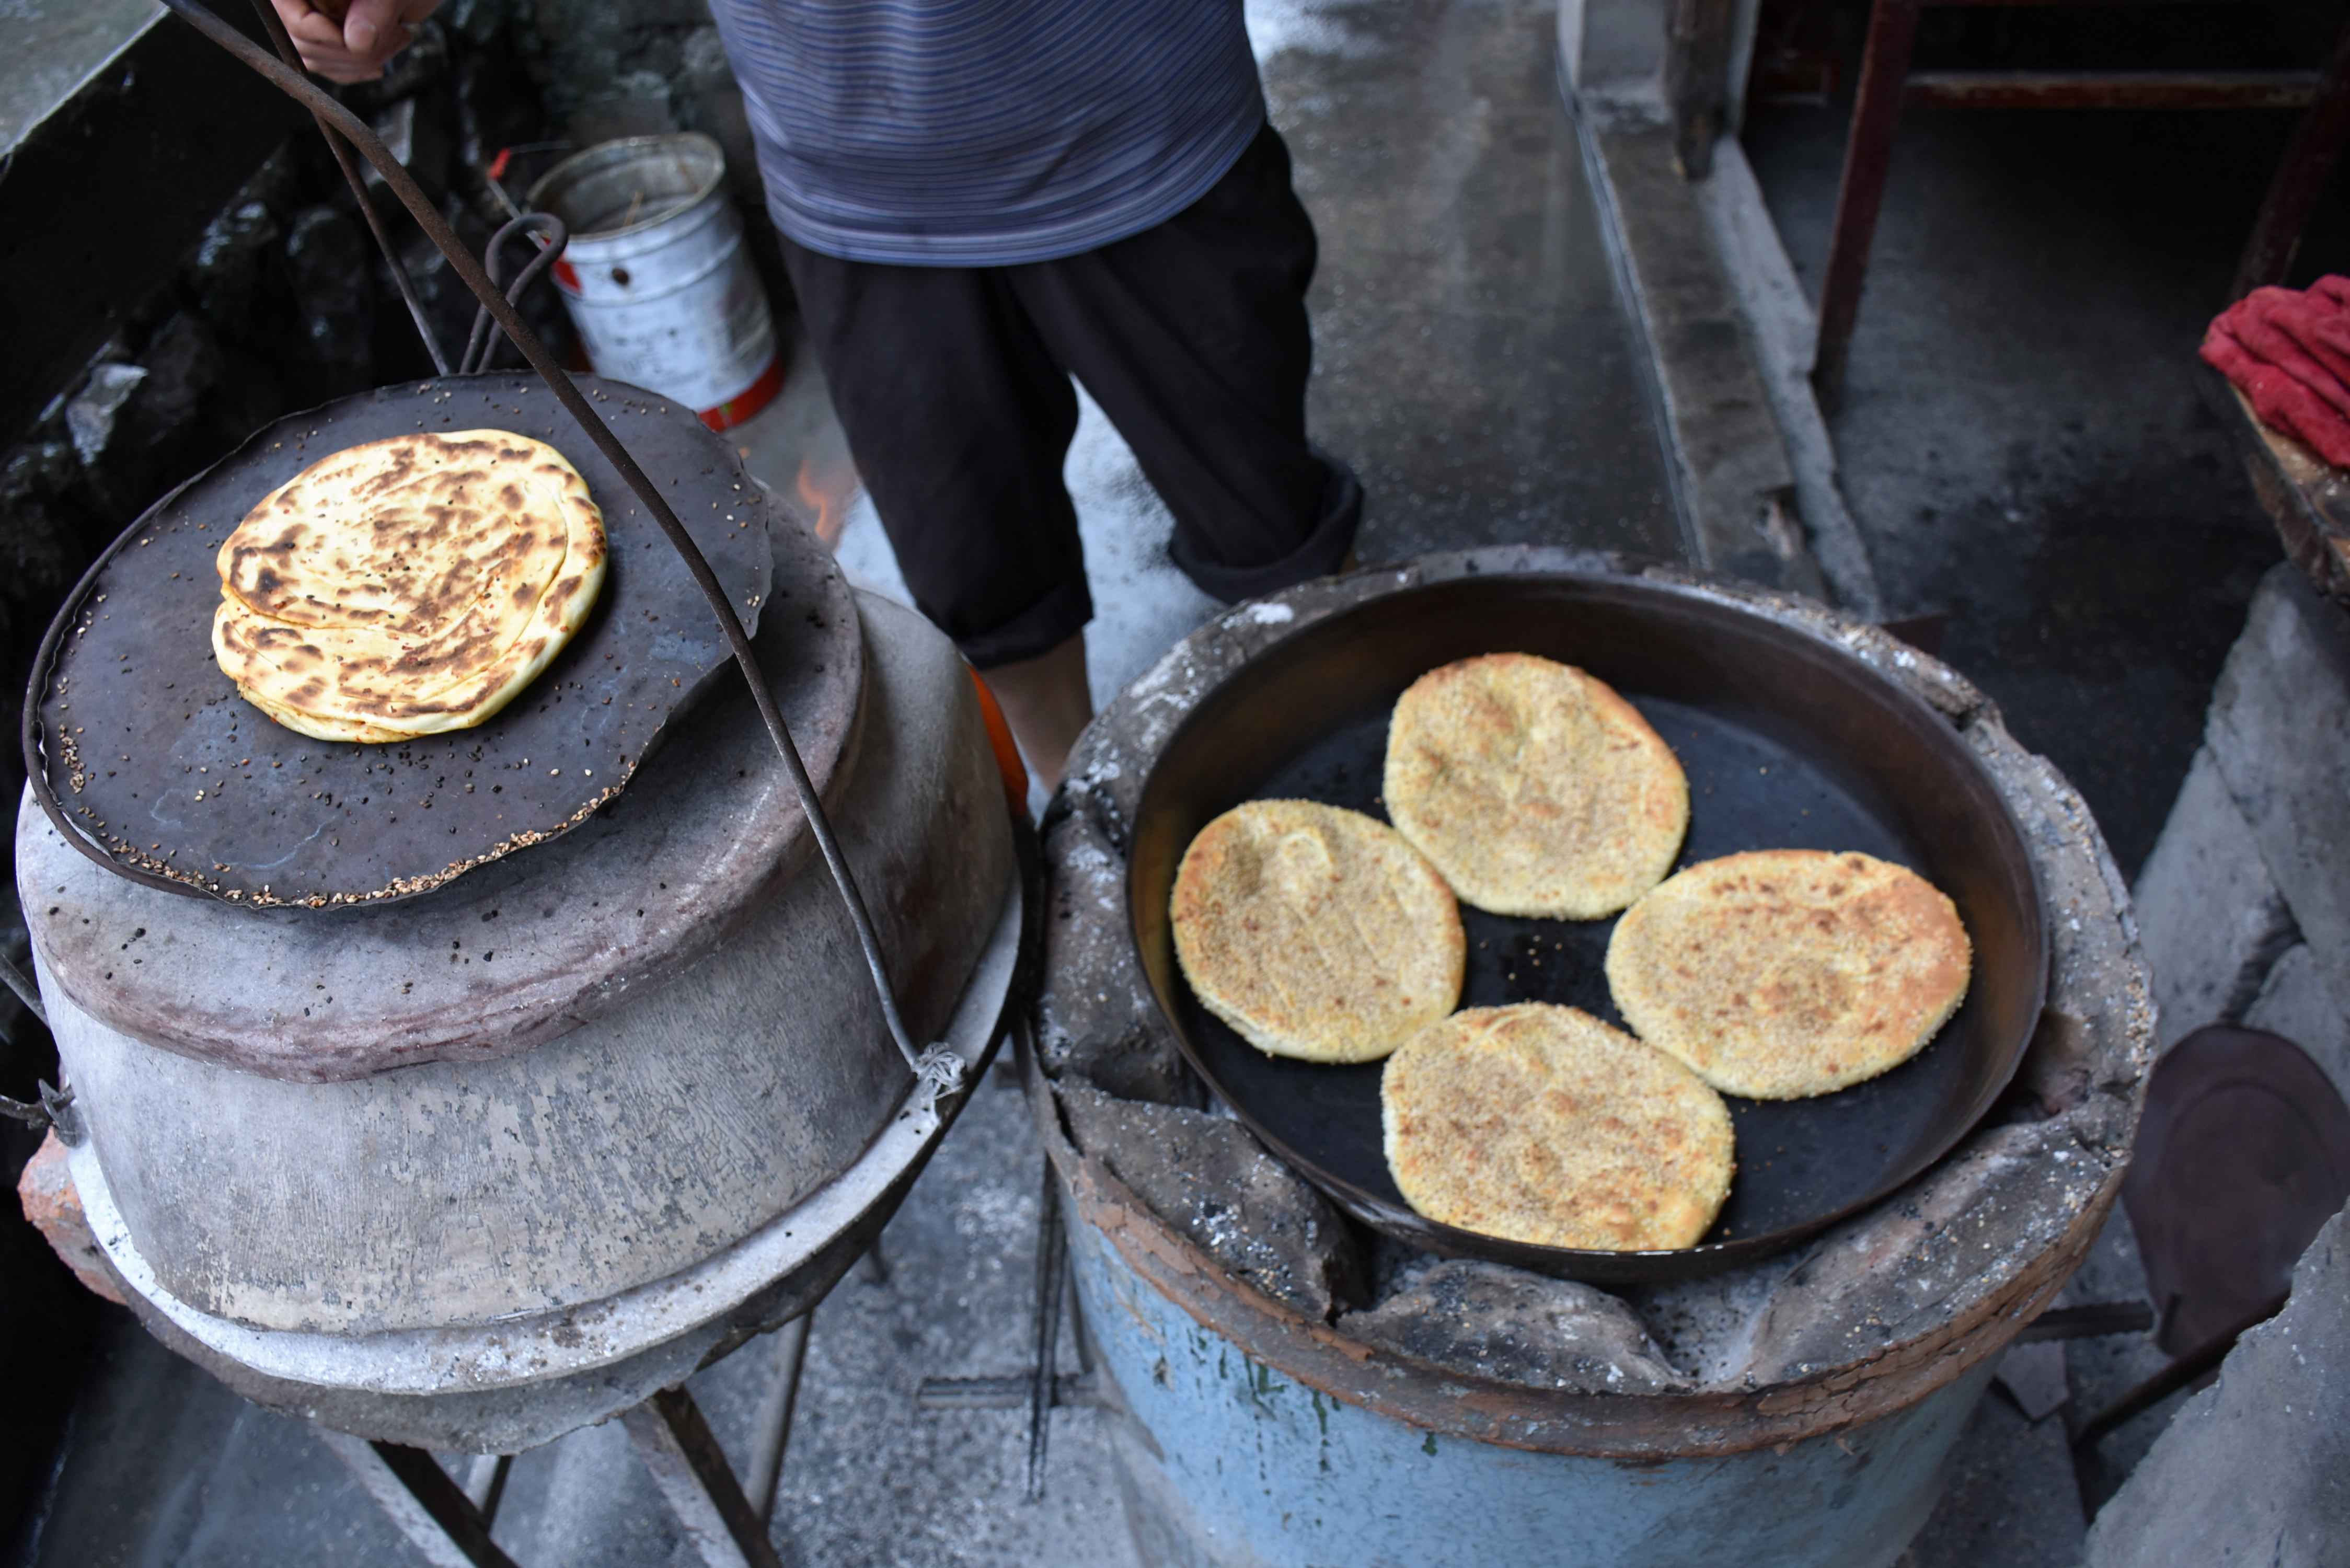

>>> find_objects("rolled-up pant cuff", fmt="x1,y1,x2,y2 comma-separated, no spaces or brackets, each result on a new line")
955,572,1097,671
1170,448,1364,605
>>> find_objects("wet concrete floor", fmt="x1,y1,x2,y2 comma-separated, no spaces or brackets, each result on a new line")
1742,11,2350,875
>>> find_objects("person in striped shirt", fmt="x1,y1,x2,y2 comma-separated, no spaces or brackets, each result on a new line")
277,0,1362,789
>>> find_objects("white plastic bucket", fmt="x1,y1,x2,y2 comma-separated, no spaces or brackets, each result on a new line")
530,133,782,431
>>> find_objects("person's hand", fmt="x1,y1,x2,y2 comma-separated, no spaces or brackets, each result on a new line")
267,0,442,84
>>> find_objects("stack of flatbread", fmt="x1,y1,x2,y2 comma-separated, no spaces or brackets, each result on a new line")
1167,648,1975,1254
213,431,607,744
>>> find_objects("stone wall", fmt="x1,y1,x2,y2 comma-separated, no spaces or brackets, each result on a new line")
2092,562,2350,1561
2131,563,2350,1097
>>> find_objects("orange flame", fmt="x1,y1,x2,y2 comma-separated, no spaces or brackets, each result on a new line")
795,454,859,550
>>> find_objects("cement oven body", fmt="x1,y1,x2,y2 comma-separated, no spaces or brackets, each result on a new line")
1030,549,2152,1568
22,556,1020,1451
1061,1194,1994,1568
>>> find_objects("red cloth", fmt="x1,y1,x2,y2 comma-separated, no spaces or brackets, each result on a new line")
2202,276,2350,469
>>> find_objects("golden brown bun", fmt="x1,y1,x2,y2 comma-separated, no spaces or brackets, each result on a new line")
1605,849,1972,1100
213,431,606,741
1171,800,1465,1064
1381,1003,1734,1251
1383,653,1687,919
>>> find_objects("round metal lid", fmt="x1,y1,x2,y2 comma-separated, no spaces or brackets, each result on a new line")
19,517,860,1082
25,373,772,910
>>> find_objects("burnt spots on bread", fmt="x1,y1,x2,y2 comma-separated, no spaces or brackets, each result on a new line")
214,430,606,741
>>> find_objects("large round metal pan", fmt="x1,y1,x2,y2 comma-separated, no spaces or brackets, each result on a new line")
24,373,772,909
1127,572,2048,1283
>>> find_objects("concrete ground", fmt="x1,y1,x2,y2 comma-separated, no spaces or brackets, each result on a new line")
15,0,2308,1564
1740,2,2350,877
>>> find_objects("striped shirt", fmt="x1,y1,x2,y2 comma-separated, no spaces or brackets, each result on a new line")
702,1,1266,267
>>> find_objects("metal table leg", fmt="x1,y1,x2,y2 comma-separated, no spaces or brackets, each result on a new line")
318,1299,815,1568
744,1315,813,1525
315,1429,521,1568
623,1387,787,1568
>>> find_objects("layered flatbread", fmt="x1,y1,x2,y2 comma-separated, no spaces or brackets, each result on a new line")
1605,849,1972,1100
1383,653,1687,920
213,430,606,742
1171,799,1464,1064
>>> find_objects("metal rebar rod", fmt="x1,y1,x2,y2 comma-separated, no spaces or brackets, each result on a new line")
460,1454,513,1521
460,213,569,375
245,0,449,374
745,1316,812,1526
2069,1289,2290,1451
162,0,956,1097
315,1428,519,1568
1026,1162,1066,1502
622,1387,785,1568
0,952,47,1028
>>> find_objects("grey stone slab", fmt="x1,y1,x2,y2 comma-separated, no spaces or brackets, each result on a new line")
1898,1384,2085,1568
2131,745,2300,1048
2208,566,2350,1016
1692,138,1883,616
2244,944,2350,1112
1992,1340,2070,1423
1563,0,1666,98
1265,0,1681,569
2086,1206,2350,1568
1582,110,1821,595
0,0,156,156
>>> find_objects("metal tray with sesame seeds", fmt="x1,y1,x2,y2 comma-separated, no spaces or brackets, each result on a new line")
23,373,775,910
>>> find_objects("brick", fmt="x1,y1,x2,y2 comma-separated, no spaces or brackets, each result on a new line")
14,1129,126,1306
1340,1260,1688,1394
1056,1081,1364,1322
2130,746,2300,1047
2206,566,2350,1011
1034,805,1196,1106
2244,944,2350,1110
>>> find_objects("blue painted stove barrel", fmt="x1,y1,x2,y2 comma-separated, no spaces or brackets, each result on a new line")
1022,552,2154,1568
1058,1187,1991,1568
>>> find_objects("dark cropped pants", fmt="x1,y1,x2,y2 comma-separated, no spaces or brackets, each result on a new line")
779,123,1362,669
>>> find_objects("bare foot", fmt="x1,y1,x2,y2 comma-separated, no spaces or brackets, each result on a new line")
977,632,1093,792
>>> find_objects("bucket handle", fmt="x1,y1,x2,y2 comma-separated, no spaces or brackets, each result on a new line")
460,213,571,376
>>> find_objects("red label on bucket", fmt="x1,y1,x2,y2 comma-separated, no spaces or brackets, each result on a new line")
699,354,785,432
